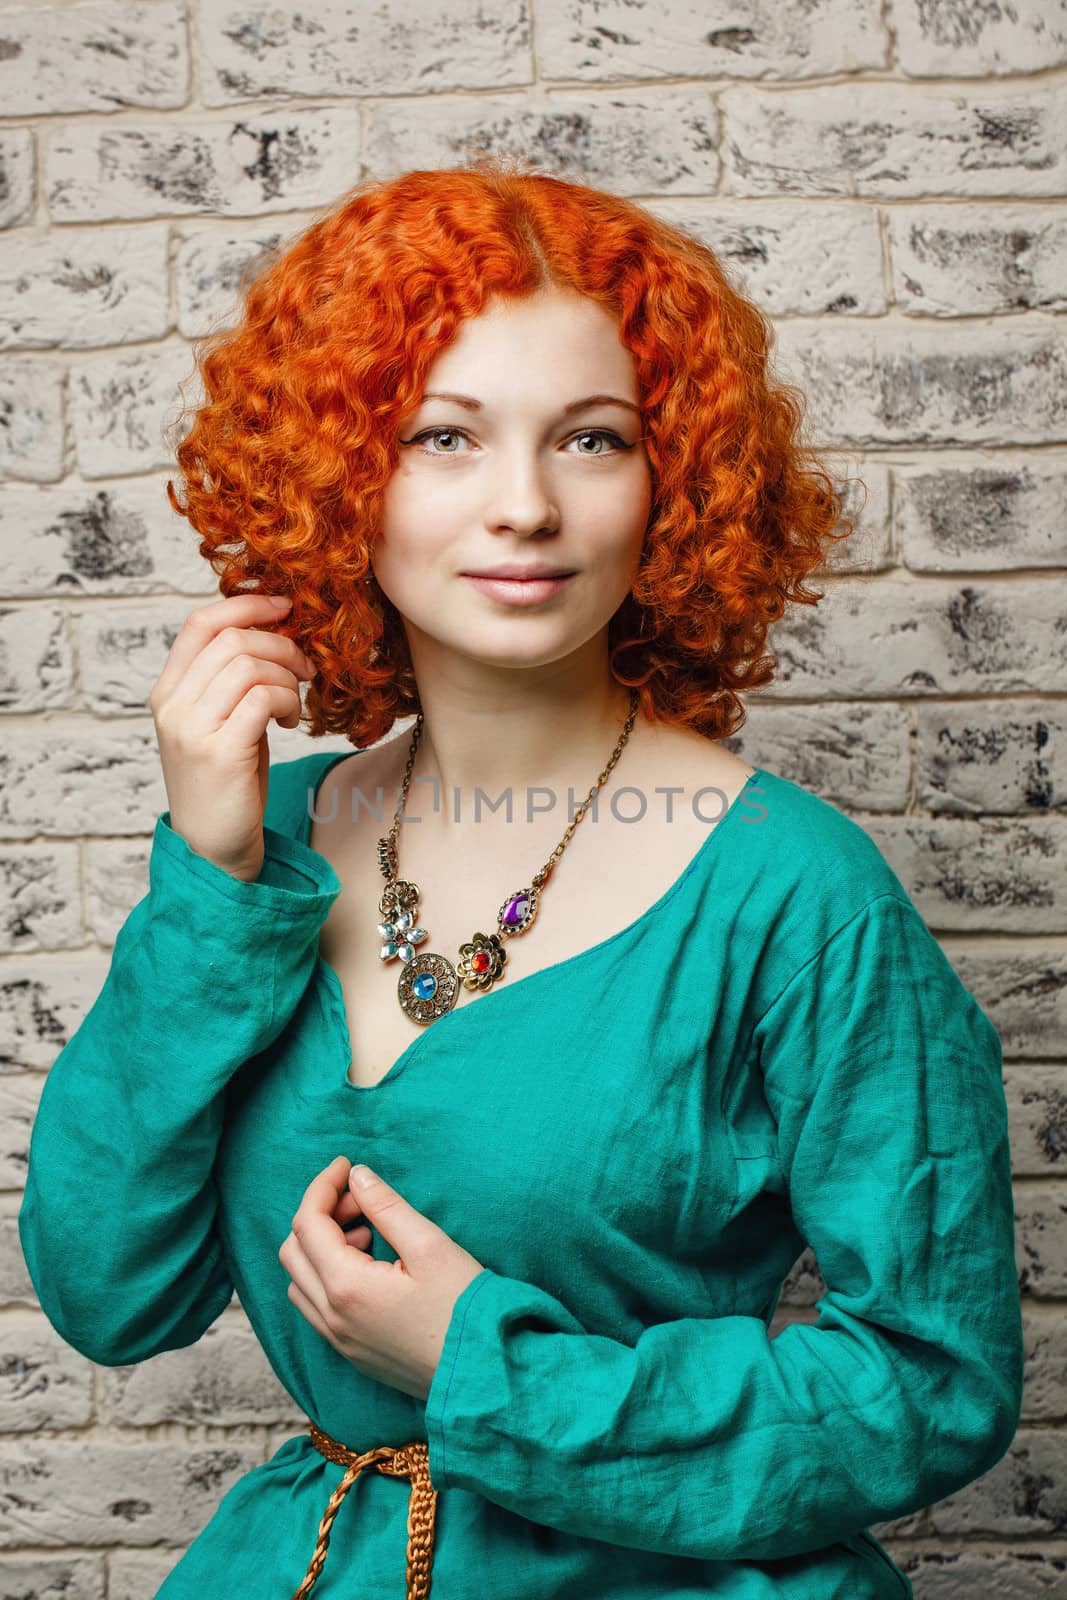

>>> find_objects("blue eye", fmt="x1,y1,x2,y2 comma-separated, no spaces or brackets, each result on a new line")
400,427,632,457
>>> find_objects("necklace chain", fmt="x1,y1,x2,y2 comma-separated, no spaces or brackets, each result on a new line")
379,686,639,891
373,688,640,1026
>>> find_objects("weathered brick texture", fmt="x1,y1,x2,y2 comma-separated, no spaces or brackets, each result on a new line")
0,225,171,349
0,2,189,115
2,1,1063,1590
199,0,531,102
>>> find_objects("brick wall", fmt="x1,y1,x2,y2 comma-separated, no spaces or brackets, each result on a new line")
2,1,1065,1593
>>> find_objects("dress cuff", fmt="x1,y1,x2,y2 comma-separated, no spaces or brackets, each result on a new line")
425,1267,497,1490
155,812,341,910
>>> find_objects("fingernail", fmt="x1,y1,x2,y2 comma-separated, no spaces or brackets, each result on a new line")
270,595,291,608
351,1165,374,1189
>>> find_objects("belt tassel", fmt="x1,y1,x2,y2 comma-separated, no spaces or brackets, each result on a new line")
291,1423,437,1599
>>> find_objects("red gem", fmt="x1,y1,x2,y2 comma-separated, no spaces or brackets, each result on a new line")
472,951,490,972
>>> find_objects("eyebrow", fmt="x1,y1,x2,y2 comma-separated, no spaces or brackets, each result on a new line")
418,390,642,417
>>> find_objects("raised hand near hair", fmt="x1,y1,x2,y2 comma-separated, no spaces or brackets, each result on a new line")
149,595,315,883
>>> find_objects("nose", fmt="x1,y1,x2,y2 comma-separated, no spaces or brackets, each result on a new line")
482,445,561,538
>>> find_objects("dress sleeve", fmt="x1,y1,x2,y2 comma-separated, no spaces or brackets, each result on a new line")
423,891,1024,1561
18,809,340,1367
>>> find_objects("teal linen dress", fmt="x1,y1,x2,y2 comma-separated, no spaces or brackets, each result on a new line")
19,749,1024,1598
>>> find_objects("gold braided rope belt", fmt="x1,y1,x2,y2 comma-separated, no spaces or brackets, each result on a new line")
290,1422,438,1599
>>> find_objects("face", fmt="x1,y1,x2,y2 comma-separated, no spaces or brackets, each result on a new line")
372,287,653,680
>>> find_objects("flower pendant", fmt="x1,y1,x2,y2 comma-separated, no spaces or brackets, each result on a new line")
379,879,543,1026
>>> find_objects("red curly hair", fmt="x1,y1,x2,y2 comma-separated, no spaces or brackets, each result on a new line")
167,156,855,748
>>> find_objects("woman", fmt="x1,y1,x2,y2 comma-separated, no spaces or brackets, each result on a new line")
19,159,1022,1598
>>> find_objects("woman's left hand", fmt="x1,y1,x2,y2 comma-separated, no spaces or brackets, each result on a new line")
279,1156,486,1402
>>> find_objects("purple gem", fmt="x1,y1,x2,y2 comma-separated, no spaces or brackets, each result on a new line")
502,893,529,928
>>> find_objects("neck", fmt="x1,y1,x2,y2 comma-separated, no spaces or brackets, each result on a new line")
397,635,640,837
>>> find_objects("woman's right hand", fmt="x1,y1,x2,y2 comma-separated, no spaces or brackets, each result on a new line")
150,594,315,882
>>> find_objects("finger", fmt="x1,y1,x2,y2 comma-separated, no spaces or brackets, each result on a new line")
223,680,305,746
153,594,294,705
343,1225,373,1249
287,1276,335,1346
289,1158,357,1280
347,1166,433,1259
192,654,307,733
280,1227,338,1319
180,628,313,717
334,1192,366,1229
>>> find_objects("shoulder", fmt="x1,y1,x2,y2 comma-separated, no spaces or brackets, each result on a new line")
747,766,908,911
720,765,925,1011
264,746,357,842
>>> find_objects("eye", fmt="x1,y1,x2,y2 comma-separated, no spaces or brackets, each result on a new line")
567,429,629,456
399,427,632,457
404,428,470,455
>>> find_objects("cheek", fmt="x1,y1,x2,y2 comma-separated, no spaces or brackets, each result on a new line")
375,483,462,578
584,469,652,551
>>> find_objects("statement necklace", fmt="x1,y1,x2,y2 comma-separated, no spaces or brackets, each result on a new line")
375,687,640,1026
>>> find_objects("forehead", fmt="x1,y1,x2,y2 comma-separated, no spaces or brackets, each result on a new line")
417,291,639,409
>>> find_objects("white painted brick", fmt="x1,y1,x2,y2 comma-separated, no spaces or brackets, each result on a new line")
539,0,886,80
109,1550,181,1599
903,1547,1067,1592
959,948,1067,1059
0,842,82,951
0,361,64,482
762,575,1067,697
69,345,203,478
2,1073,42,1186
1,1208,37,1299
0,1,189,115
895,0,1067,78
1008,1073,1067,1179
77,599,192,716
0,130,34,230
733,699,913,809
646,199,886,316
0,1554,105,1597
174,218,300,338
722,83,1067,197
1008,1071,1067,1175
916,700,1065,815
0,722,163,837
771,321,1067,446
0,224,169,350
45,106,362,222
1017,1189,1067,1301
0,605,73,710
86,835,153,944
895,457,1067,570
0,956,110,1071
200,0,529,104
0,1311,93,1429
0,1437,262,1544
365,88,719,194
927,1426,1067,1532
890,204,1067,316
859,811,1067,932
825,463,892,574
105,1323,302,1427
0,477,216,598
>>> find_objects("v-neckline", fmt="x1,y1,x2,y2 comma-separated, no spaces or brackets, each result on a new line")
300,747,765,1094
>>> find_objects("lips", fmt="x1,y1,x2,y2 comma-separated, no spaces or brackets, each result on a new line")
464,569,575,580
462,572,576,606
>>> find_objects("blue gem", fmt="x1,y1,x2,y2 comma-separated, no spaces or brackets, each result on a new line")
413,972,437,1001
